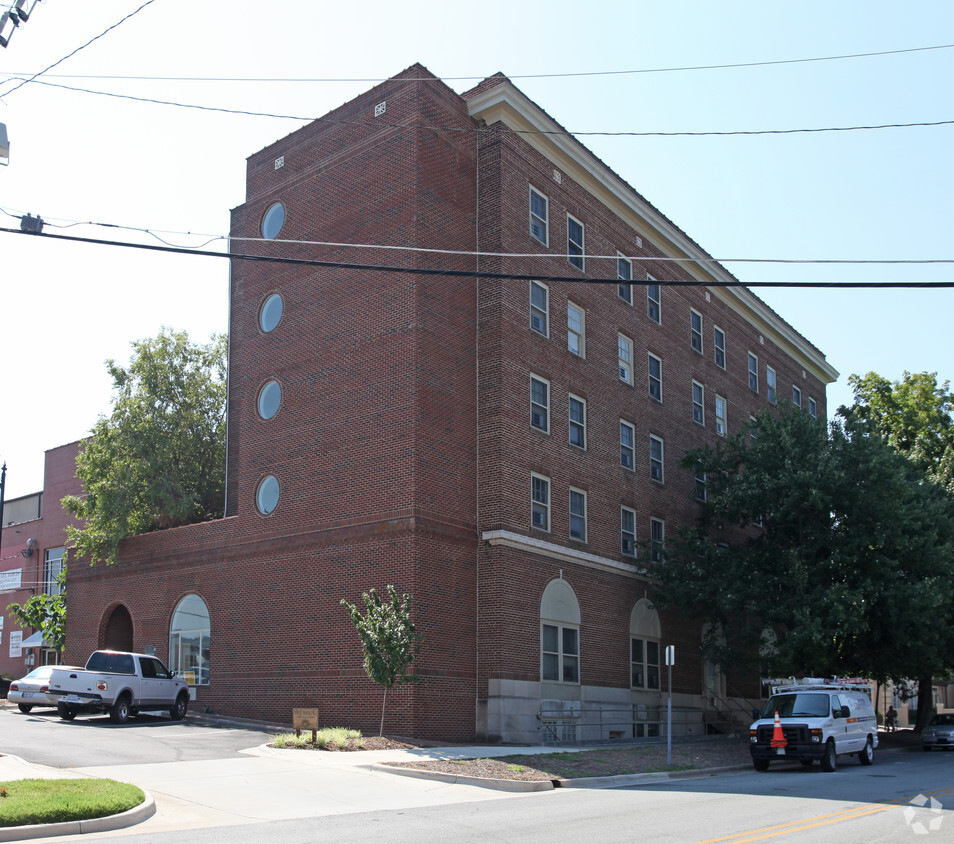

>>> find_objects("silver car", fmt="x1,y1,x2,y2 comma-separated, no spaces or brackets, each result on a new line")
6,665,79,713
922,713,954,751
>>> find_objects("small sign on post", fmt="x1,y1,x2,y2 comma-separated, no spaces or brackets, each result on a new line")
294,707,320,742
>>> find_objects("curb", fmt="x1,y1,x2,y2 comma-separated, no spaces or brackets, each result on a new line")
371,764,555,792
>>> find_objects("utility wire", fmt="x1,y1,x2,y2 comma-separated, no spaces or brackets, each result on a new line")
1,43,952,84
0,0,157,99
14,78,954,137
3,227,953,287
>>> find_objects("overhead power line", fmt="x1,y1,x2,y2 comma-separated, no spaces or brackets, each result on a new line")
1,42,952,83
3,226,953,287
12,78,954,138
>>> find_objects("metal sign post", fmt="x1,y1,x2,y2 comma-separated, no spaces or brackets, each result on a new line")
666,645,675,765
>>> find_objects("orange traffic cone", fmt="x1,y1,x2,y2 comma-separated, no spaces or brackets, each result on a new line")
770,711,787,748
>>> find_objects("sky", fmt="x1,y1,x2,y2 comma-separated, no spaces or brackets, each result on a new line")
0,0,951,499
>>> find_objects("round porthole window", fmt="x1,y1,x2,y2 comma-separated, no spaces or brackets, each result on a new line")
256,475,280,515
258,380,281,420
259,293,283,333
261,203,285,240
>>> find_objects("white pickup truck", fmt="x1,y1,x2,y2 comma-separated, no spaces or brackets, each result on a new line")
49,650,190,724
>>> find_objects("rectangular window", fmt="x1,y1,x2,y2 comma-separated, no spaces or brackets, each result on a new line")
617,254,632,303
567,302,585,357
44,546,65,596
650,435,664,483
714,326,726,369
542,623,579,683
530,186,548,245
748,352,759,392
620,420,635,470
809,397,818,419
767,366,777,405
650,517,665,563
531,474,550,531
621,506,636,557
750,416,758,440
631,638,660,690
618,334,633,384
569,488,587,542
690,309,703,353
568,394,586,450
567,214,584,270
648,353,662,401
647,278,661,323
715,395,727,436
530,375,549,433
692,380,705,425
530,280,549,336
792,385,802,408
695,465,707,501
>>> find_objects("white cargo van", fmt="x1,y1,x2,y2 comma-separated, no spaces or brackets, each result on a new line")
749,678,878,772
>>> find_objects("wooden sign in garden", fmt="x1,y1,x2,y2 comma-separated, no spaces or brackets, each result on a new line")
293,708,319,741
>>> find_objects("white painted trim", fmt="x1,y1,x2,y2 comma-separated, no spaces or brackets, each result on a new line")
482,529,644,578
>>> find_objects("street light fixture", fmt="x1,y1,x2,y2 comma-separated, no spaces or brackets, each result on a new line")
0,123,9,166
0,0,41,47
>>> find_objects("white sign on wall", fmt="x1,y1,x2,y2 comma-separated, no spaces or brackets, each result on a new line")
0,569,23,591
9,630,22,658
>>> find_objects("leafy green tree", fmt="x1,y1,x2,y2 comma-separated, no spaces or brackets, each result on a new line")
657,406,954,699
62,329,227,565
340,585,424,736
7,568,67,653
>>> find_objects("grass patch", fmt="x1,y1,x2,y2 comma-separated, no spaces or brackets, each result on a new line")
272,727,363,750
0,778,144,828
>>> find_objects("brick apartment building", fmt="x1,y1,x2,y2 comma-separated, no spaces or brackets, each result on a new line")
0,442,82,678
63,64,837,742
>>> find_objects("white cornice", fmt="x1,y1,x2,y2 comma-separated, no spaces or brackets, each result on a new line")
467,82,839,385
481,529,649,580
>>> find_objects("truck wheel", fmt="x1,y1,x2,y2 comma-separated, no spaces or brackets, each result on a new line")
17,704,33,714
169,692,188,721
57,702,77,721
753,759,770,772
109,693,131,724
858,737,874,766
820,740,838,772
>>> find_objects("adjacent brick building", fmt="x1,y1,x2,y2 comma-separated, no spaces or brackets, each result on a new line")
64,65,837,741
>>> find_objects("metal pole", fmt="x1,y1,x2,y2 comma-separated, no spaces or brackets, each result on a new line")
666,644,674,765
0,462,6,549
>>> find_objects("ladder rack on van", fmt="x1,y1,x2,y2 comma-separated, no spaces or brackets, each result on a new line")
769,677,872,695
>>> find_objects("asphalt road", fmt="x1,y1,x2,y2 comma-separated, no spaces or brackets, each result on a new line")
0,704,276,767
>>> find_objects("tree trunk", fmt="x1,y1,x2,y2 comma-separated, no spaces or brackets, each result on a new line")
379,685,387,737
915,674,933,733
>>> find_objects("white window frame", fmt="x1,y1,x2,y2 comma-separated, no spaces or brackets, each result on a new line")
44,547,65,596
650,434,664,483
169,594,211,686
567,213,584,270
618,333,633,385
569,487,587,542
568,394,587,450
714,326,726,369
529,186,548,245
648,353,662,402
748,352,759,393
567,301,585,357
690,308,703,353
530,280,549,337
695,464,707,501
809,397,818,419
767,366,777,405
530,374,550,433
650,517,665,563
531,473,551,531
715,394,727,437
620,420,635,470
542,622,579,684
792,385,802,408
647,278,661,323
692,380,705,426
631,637,661,690
621,506,637,557
617,254,632,304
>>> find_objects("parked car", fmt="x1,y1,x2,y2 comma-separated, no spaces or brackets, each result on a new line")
922,713,954,751
6,665,80,713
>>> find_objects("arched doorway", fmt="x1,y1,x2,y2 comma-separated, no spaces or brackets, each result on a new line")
101,604,133,651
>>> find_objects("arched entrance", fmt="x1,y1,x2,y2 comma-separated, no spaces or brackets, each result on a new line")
101,604,133,651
